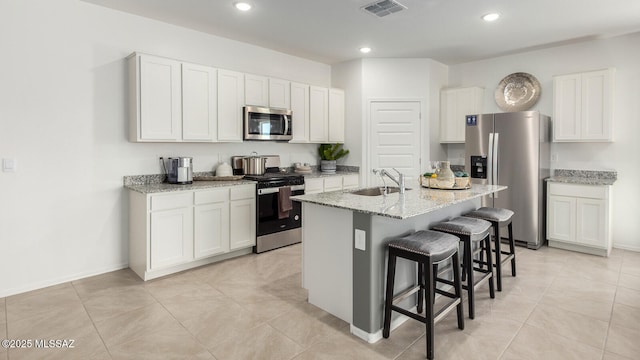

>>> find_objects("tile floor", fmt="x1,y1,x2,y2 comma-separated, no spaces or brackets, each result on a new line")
1,244,639,359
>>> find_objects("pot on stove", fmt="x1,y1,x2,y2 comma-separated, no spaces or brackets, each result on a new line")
242,152,267,175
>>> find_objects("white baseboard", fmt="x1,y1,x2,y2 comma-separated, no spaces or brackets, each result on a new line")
613,244,640,252
350,310,413,344
0,262,129,298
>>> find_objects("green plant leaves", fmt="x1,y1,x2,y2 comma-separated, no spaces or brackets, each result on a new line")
318,143,349,161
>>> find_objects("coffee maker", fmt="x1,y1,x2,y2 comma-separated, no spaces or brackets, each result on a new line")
166,157,193,184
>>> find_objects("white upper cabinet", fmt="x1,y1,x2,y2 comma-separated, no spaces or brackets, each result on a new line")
182,63,217,141
328,88,345,143
245,74,269,107
269,78,291,109
218,69,245,142
309,86,329,143
129,53,182,142
440,87,483,143
553,68,615,142
290,82,310,143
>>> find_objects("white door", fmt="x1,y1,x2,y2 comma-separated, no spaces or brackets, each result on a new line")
369,101,422,186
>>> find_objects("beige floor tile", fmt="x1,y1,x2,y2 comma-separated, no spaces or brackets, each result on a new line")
210,323,302,360
93,303,179,348
268,306,348,348
621,257,640,277
556,261,621,285
261,272,308,302
526,303,609,349
108,323,213,360
539,285,614,321
615,286,640,309
548,275,617,304
6,323,110,360
6,285,82,323
293,331,388,360
399,325,503,360
8,302,94,340
501,323,602,360
618,273,640,291
0,298,5,323
605,323,640,359
471,290,538,323
72,269,142,300
237,297,303,324
368,319,424,359
603,351,636,360
82,286,157,322
211,277,284,305
157,288,230,323
144,274,222,302
495,273,552,301
0,322,6,358
610,303,640,332
191,254,262,284
181,299,265,349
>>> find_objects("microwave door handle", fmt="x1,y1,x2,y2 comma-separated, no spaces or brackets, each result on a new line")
283,115,290,136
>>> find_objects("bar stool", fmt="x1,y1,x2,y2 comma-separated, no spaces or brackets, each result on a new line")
383,230,464,360
463,207,516,291
431,217,495,319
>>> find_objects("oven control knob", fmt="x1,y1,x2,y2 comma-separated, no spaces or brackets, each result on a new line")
294,215,299,221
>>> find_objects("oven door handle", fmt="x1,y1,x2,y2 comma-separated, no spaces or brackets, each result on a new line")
257,185,305,195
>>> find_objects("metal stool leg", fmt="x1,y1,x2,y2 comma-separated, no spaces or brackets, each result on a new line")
493,221,503,291
508,222,516,276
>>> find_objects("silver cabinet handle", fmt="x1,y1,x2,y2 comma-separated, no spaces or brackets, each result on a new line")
493,132,500,198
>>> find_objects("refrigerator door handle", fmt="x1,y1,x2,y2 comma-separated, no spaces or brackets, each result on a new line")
487,132,494,198
493,132,500,198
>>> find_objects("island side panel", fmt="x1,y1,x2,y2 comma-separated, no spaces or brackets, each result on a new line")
302,202,353,323
352,199,479,339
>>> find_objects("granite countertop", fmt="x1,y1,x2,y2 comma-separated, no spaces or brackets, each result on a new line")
124,172,256,194
546,169,617,186
292,184,506,220
300,170,359,178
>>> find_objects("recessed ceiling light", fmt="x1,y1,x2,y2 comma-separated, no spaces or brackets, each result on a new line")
234,2,252,11
482,12,500,22
360,47,372,54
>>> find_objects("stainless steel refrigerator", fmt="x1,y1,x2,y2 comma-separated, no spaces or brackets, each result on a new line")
465,111,550,249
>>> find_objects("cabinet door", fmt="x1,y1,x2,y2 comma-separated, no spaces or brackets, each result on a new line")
553,73,582,141
182,63,217,141
245,74,269,107
581,69,612,141
138,55,182,141
309,86,329,143
440,87,483,143
323,176,343,192
150,207,194,269
290,82,310,143
547,195,576,243
328,88,345,143
218,70,245,141
342,174,360,190
269,78,291,109
229,198,256,250
194,201,229,258
304,178,324,194
576,198,606,248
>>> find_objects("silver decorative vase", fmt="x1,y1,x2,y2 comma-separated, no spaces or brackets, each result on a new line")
320,160,337,173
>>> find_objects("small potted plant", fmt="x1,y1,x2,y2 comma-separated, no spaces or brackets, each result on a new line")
318,143,349,173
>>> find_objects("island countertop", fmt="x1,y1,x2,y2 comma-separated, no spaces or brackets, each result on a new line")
292,184,506,220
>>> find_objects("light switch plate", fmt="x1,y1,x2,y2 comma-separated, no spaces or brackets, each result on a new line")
355,229,366,251
2,158,16,172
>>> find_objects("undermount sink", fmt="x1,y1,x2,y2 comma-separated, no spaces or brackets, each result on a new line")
350,187,410,196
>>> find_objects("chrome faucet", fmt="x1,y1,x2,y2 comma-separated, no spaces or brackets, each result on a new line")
372,168,406,194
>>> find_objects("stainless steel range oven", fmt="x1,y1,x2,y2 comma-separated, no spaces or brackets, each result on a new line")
243,172,305,253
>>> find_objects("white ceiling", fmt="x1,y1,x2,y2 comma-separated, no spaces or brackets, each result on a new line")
83,0,640,65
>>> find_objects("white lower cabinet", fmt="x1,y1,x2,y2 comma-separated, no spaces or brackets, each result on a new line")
304,174,360,194
129,184,256,280
547,182,612,256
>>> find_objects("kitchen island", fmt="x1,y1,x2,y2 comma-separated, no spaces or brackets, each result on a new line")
292,184,506,343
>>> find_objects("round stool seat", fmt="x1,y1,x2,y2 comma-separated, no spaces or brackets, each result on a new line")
388,230,460,263
431,217,491,241
465,207,514,225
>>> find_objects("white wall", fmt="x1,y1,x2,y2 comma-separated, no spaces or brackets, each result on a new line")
447,32,640,250
0,0,331,297
332,59,363,168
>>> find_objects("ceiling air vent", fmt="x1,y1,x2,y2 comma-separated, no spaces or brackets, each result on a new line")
361,0,407,18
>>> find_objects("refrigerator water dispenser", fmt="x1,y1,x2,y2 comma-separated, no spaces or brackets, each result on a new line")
470,156,487,179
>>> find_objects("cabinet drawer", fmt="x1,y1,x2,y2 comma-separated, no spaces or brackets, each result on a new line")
195,188,229,205
342,174,359,189
323,176,343,191
230,185,255,200
151,192,193,211
548,183,607,199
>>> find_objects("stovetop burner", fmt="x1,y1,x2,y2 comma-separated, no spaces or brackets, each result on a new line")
244,169,305,188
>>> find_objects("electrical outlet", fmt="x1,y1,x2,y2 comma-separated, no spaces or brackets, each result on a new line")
551,153,559,162
355,229,366,251
3,158,16,172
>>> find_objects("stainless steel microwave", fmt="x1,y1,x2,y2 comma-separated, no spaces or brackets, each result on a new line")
243,106,292,141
